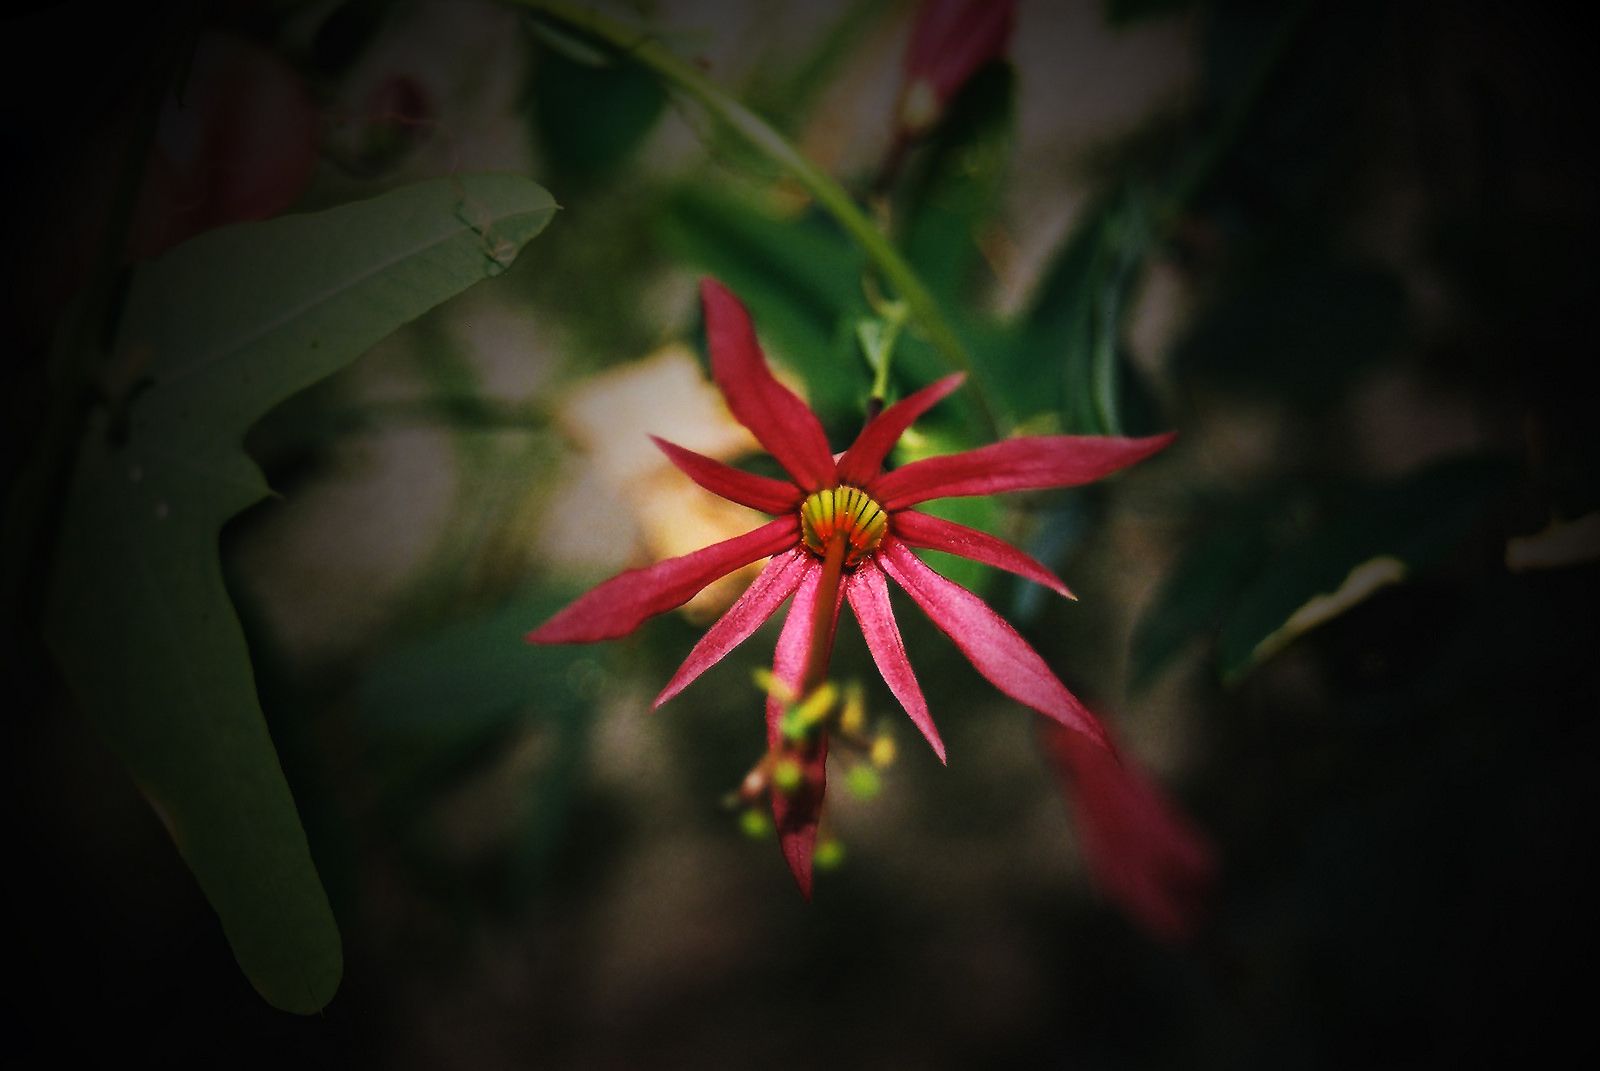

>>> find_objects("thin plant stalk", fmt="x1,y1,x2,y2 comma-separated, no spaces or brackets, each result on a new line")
513,0,998,434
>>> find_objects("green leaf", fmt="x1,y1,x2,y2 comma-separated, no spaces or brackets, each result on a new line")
529,44,666,184
656,183,869,425
1014,186,1155,433
1217,456,1510,681
359,593,593,897
43,175,557,1013
1129,500,1277,689
360,593,588,744
893,423,1003,595
898,63,1015,304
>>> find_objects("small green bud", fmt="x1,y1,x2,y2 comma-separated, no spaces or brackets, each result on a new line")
772,758,804,795
839,682,866,736
739,809,773,839
814,838,845,870
846,764,881,800
794,682,838,726
752,668,795,705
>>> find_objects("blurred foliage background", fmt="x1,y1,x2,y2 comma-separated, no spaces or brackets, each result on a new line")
5,0,1597,1066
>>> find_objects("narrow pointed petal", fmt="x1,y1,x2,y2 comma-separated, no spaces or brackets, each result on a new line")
701,278,837,491
877,539,1109,748
651,436,803,513
776,746,825,899
655,550,813,708
892,509,1074,599
1041,722,1217,943
526,516,799,645
846,563,946,763
835,374,965,486
871,431,1176,510
766,558,844,898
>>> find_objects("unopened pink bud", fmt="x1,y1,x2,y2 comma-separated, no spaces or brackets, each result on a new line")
897,0,1017,137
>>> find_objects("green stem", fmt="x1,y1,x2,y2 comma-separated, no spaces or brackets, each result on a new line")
872,303,905,404
513,0,998,435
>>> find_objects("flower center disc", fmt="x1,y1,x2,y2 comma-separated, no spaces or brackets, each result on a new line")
800,486,888,567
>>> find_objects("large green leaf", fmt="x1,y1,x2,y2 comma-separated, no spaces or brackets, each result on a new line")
898,63,1015,305
1217,456,1510,681
528,44,666,185
43,175,557,1013
1014,185,1155,434
892,424,1003,595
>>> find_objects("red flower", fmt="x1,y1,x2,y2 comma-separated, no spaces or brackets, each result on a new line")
897,0,1017,137
1041,722,1218,943
529,278,1172,895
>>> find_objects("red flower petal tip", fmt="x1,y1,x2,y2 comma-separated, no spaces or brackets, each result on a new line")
1042,722,1218,944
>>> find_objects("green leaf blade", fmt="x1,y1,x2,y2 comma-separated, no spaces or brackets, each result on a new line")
1216,456,1511,682
44,174,556,1014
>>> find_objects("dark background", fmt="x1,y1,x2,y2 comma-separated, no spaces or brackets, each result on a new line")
6,0,1597,1066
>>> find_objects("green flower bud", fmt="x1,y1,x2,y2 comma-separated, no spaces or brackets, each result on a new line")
772,758,804,795
846,764,881,800
814,838,846,870
739,809,773,839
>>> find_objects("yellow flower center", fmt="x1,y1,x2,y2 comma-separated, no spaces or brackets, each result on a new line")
799,486,888,568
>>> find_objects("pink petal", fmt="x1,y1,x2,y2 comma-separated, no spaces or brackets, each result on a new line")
891,509,1074,599
651,436,802,514
877,539,1109,748
834,374,965,487
846,563,945,762
766,556,844,899
701,278,837,491
870,432,1176,511
654,550,813,708
1042,722,1217,943
526,516,799,645
775,736,827,900
905,0,1017,105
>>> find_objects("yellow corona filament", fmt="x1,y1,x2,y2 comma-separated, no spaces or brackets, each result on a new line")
799,486,889,567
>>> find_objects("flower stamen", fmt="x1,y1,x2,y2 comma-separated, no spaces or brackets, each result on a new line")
799,486,888,568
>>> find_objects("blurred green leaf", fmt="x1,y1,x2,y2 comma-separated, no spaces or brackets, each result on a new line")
1010,494,1095,625
657,183,869,425
360,593,594,897
529,43,666,184
894,423,1003,595
898,63,1015,304
1195,0,1361,227
1130,500,1278,689
361,593,589,743
43,175,557,1013
1217,456,1510,681
1014,185,1155,433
